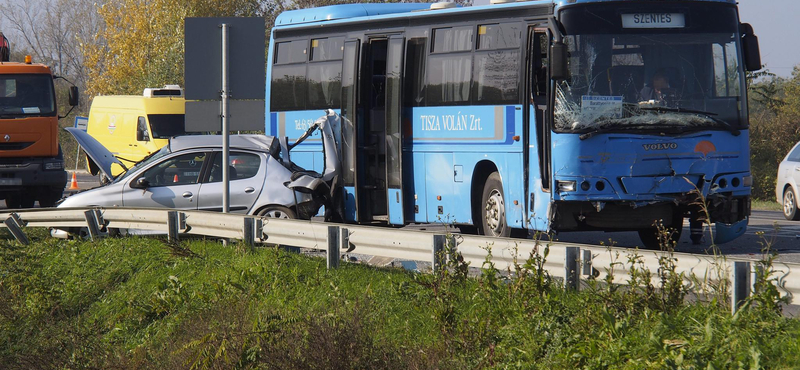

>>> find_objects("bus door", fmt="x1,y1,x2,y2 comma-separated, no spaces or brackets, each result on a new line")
341,39,360,222
358,35,406,224
525,25,552,231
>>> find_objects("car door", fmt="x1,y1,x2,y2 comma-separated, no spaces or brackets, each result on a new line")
121,151,208,209
196,151,266,213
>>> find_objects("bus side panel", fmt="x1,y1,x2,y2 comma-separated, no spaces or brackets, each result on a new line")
500,153,526,229
407,151,428,222
424,152,454,223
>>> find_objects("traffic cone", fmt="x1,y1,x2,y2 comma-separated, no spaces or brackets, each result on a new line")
173,174,179,183
68,172,79,190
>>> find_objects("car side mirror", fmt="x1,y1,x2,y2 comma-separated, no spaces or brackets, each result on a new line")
68,86,79,107
131,177,149,189
550,41,569,81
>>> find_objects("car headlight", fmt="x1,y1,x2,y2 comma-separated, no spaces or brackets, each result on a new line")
44,161,63,170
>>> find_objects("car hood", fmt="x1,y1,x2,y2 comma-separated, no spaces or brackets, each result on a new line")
64,127,127,180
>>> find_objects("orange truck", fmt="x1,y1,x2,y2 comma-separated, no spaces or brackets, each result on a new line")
0,32,77,208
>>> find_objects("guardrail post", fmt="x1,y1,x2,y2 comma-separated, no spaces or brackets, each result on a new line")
732,261,751,314
4,214,28,245
243,217,255,246
167,211,179,243
83,210,101,240
432,234,447,273
582,249,593,276
564,246,580,290
327,226,340,269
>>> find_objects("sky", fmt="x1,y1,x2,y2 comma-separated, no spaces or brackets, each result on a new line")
473,0,800,78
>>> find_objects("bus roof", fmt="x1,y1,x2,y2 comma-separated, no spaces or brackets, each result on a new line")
273,0,736,29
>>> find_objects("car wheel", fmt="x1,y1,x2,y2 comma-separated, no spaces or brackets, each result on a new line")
784,187,800,221
257,205,296,219
480,172,510,237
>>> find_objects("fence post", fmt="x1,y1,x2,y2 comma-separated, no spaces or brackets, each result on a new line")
732,261,751,314
243,217,255,246
327,226,340,269
167,211,179,243
564,246,580,290
3,214,28,245
432,234,447,273
83,210,100,240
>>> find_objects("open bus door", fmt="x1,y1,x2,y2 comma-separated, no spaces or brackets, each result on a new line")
356,34,406,225
385,35,405,225
341,39,360,222
525,25,553,231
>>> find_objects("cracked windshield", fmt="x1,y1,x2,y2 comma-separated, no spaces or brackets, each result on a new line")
555,32,745,133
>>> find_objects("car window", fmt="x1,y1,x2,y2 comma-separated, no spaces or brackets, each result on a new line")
139,152,207,187
207,152,261,182
788,143,800,162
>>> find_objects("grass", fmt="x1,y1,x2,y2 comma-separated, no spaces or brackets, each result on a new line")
752,198,782,212
1,228,798,369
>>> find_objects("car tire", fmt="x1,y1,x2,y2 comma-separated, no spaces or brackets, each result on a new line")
783,187,800,221
480,172,510,237
257,205,296,219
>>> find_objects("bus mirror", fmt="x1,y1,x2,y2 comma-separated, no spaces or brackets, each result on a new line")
550,41,568,81
740,23,762,71
136,129,149,142
68,86,79,106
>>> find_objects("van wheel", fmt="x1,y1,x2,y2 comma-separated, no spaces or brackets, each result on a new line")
480,172,510,237
257,205,296,219
783,187,800,221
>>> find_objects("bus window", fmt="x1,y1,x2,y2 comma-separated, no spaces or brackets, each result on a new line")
474,22,522,104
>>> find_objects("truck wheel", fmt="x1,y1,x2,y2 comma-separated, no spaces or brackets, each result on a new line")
6,196,34,209
38,188,63,208
480,172,510,237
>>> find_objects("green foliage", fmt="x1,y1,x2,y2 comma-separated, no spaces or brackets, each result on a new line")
748,66,800,200
0,231,798,369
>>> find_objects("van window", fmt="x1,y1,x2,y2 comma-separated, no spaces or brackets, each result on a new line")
148,114,186,139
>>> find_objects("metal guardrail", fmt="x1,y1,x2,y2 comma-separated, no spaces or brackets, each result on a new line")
2,207,798,313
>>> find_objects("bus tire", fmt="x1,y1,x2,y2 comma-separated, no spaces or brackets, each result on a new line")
480,172,510,237
637,218,682,250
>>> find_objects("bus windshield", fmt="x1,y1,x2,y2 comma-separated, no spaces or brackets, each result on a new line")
555,5,746,134
0,74,56,117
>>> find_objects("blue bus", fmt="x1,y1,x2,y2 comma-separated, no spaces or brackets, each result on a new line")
265,0,760,247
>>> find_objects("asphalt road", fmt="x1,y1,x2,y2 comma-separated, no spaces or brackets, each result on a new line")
8,170,800,262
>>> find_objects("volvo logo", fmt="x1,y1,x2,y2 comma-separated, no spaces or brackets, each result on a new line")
3,135,9,142
642,142,678,151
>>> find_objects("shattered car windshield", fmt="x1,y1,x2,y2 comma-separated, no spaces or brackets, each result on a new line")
554,32,746,133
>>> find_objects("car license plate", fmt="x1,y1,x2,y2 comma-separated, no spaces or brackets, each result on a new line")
0,178,22,186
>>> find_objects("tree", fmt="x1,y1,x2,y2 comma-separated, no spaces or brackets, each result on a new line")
83,0,263,97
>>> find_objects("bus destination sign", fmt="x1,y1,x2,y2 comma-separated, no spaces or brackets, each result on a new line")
621,13,685,29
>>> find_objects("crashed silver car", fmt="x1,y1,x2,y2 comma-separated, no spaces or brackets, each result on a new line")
57,111,343,235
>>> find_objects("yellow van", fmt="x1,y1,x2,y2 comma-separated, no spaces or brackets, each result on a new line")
85,85,186,177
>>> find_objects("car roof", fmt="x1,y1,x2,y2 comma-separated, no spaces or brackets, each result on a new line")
169,135,277,153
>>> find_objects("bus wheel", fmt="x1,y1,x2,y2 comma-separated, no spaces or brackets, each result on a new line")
637,218,682,250
480,172,510,237
257,205,296,219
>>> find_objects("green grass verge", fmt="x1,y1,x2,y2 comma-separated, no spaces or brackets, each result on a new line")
1,230,798,369
752,198,782,212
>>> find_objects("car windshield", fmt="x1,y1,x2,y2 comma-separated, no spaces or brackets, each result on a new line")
112,145,170,184
555,4,747,134
0,74,56,117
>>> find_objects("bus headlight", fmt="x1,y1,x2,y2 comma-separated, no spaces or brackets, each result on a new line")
44,161,63,170
557,180,576,192
742,176,752,187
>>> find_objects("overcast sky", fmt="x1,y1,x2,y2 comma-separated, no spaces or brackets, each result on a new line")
473,0,799,78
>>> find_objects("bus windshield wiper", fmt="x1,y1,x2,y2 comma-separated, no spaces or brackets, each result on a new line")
579,122,639,140
639,107,740,136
